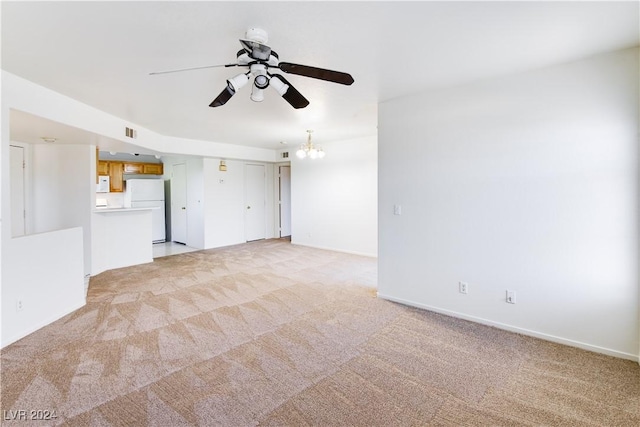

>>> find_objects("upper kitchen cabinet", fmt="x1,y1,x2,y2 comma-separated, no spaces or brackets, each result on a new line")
97,160,109,175
109,162,124,192
142,163,163,175
123,162,163,175
123,163,143,174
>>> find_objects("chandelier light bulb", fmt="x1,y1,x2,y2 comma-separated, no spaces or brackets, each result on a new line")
295,130,325,160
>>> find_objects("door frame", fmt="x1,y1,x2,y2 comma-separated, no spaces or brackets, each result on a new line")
273,161,291,239
10,142,31,237
278,164,291,237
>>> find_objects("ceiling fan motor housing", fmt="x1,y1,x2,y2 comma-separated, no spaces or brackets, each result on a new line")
245,27,268,44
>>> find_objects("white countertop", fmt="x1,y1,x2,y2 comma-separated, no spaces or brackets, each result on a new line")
93,206,157,213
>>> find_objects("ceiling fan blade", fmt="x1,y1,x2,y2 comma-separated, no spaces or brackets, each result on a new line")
149,63,239,76
209,84,235,107
270,74,310,109
277,62,354,85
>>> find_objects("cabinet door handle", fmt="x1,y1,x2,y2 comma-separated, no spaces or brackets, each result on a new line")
181,207,186,210
247,206,251,209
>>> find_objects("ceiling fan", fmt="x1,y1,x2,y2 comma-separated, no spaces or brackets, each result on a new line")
150,28,354,109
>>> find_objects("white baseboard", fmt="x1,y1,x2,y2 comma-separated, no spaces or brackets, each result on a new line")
377,293,639,363
291,242,377,258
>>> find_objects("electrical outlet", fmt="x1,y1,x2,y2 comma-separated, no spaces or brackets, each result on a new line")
506,290,516,304
459,282,468,294
16,299,24,312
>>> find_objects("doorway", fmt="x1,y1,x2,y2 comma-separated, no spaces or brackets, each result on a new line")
171,163,187,244
279,165,291,237
245,163,266,241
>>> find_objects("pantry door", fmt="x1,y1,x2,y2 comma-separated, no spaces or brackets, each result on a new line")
171,163,187,244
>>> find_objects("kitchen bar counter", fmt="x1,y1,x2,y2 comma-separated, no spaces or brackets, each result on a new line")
91,208,153,275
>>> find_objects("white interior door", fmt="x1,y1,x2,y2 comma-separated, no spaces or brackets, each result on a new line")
10,145,26,237
171,163,187,244
245,164,266,241
279,165,291,237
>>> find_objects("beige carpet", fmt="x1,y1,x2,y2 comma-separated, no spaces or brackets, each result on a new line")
1,239,638,426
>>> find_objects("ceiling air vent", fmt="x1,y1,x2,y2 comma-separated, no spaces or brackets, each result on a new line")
125,127,137,139
281,152,289,159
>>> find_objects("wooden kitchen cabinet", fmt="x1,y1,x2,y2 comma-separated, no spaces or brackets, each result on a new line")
142,163,163,175
123,162,163,175
123,163,144,174
109,162,124,192
97,161,109,175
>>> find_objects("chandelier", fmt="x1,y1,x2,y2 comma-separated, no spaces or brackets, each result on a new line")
296,130,325,159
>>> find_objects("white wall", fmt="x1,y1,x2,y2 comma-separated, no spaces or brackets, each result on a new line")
97,192,125,209
2,227,85,347
291,135,378,257
378,48,639,360
203,158,246,248
30,143,94,276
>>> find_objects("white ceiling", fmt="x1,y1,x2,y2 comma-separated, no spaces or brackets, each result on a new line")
2,1,638,151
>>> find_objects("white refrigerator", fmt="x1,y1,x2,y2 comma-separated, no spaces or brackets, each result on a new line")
124,179,166,243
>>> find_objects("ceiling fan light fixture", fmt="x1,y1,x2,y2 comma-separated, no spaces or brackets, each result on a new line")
269,75,289,96
254,74,269,89
250,85,265,102
227,73,249,91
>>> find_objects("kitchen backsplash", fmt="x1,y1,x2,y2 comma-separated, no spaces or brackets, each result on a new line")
97,192,125,208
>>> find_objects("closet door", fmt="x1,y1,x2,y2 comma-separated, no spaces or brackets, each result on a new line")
245,164,266,241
